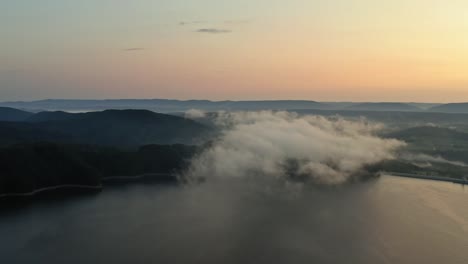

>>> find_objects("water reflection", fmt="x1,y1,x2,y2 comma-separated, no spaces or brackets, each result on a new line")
0,176,467,264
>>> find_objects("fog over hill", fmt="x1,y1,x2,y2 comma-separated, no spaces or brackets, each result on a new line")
429,103,468,113
186,111,404,185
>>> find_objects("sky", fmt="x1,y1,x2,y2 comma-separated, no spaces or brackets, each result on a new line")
1,0,468,102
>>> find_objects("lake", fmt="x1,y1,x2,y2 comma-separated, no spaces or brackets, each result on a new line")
1,176,467,264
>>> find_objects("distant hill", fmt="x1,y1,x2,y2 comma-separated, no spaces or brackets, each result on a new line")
388,126,468,141
224,100,330,110
0,107,32,121
26,111,76,122
0,99,330,112
386,126,468,155
429,103,468,113
293,109,468,127
0,110,212,147
8,99,468,114
407,103,442,110
346,103,421,112
387,126,468,164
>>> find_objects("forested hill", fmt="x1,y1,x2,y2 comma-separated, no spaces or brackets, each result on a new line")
0,109,212,147
0,107,33,121
0,108,214,197
0,143,198,196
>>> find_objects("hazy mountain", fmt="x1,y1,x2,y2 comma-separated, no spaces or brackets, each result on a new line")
0,107,33,121
346,103,421,112
0,110,211,147
429,103,468,113
322,102,357,109
0,99,330,112
407,103,442,110
388,126,468,142
224,100,330,110
1,99,456,114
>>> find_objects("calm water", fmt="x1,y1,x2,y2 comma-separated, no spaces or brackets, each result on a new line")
1,176,467,264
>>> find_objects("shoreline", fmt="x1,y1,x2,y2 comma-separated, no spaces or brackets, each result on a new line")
3,171,465,199
382,171,468,185
0,173,176,199
102,173,175,182
0,184,103,198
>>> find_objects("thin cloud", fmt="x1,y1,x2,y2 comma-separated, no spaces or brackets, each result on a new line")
179,21,207,26
197,28,232,34
224,19,252,25
180,20,251,26
123,48,145,51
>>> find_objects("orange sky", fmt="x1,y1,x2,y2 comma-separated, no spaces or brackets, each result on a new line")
2,0,468,102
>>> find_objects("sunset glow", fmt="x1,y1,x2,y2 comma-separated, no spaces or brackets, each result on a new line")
2,0,468,102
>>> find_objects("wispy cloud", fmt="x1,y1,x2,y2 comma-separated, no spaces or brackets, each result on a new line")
123,48,145,51
196,28,232,34
179,21,207,26
224,19,251,25
180,19,251,27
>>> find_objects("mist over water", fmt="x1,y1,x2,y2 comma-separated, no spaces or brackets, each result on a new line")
186,111,404,184
1,177,467,264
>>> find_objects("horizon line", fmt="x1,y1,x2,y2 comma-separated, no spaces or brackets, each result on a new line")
0,98,460,104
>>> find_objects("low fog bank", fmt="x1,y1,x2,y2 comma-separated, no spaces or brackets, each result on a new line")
401,153,468,168
184,111,405,185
